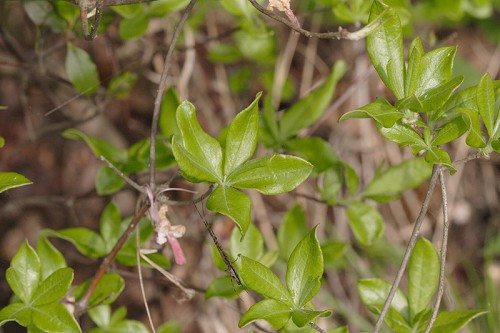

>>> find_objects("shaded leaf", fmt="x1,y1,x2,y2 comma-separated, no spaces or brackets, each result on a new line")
42,228,107,258
476,73,495,137
62,129,126,163
99,201,123,252
32,302,81,333
206,185,251,237
159,88,181,137
0,302,32,327
431,117,468,146
363,158,432,202
459,108,487,148
36,237,67,280
95,165,126,195
277,204,309,261
346,203,384,246
65,43,99,95
230,223,264,265
429,310,486,333
73,273,124,307
292,309,331,328
357,278,409,318
205,276,243,299
280,61,346,139
285,137,339,174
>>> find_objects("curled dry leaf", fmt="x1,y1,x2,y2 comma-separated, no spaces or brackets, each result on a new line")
267,0,300,27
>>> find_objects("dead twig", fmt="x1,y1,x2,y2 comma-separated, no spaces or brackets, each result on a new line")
248,0,390,40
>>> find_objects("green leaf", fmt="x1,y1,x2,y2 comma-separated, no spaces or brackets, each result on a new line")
418,76,464,113
157,320,182,333
357,278,409,319
424,147,454,173
322,241,349,269
172,137,220,183
205,276,243,299
99,201,123,252
366,1,404,98
408,238,439,320
0,302,32,327
476,73,495,137
107,71,137,98
109,307,127,325
405,37,424,97
280,61,346,139
148,0,190,17
206,186,251,237
224,93,261,175
31,268,73,306
6,241,41,303
328,326,349,333
0,136,4,148
220,0,255,18
65,43,99,95
103,320,149,333
319,168,342,204
230,223,264,264
339,100,402,128
238,299,291,330
95,166,126,195
363,158,432,202
414,46,457,96
292,309,331,328
240,256,292,304
277,204,309,261
343,162,359,195
119,12,149,40
36,237,67,280
429,310,486,333
42,228,107,258
32,302,81,333
459,108,487,148
175,101,223,180
73,273,124,307
159,87,181,137
286,226,323,307
88,305,111,327
227,154,313,195
285,137,339,174
346,203,384,246
62,129,126,163
378,123,426,150
0,172,32,193
438,85,479,121
387,58,405,99
259,94,280,148
111,3,143,17
431,117,468,146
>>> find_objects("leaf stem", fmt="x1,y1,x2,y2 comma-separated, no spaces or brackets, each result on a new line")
100,156,145,193
373,165,440,332
149,0,197,190
74,203,149,316
308,322,326,333
424,167,449,333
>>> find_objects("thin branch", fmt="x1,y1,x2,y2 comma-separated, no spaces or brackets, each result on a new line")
424,167,449,333
149,0,197,190
373,165,440,332
136,229,156,333
74,203,149,316
157,184,214,206
308,322,326,333
248,0,390,40
100,156,145,193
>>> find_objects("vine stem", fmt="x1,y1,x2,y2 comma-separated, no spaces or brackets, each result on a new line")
424,167,449,333
247,0,391,40
373,165,440,332
74,203,149,316
149,0,197,190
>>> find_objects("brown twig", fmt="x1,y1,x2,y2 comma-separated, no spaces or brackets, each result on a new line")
373,165,440,332
74,203,149,316
100,156,145,193
248,0,390,40
149,0,197,190
424,167,449,333
308,322,326,333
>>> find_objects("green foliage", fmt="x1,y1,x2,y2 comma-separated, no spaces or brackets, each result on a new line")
358,237,486,332
173,94,312,237
0,240,80,332
239,226,330,330
66,43,100,95
0,172,32,194
88,305,150,333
